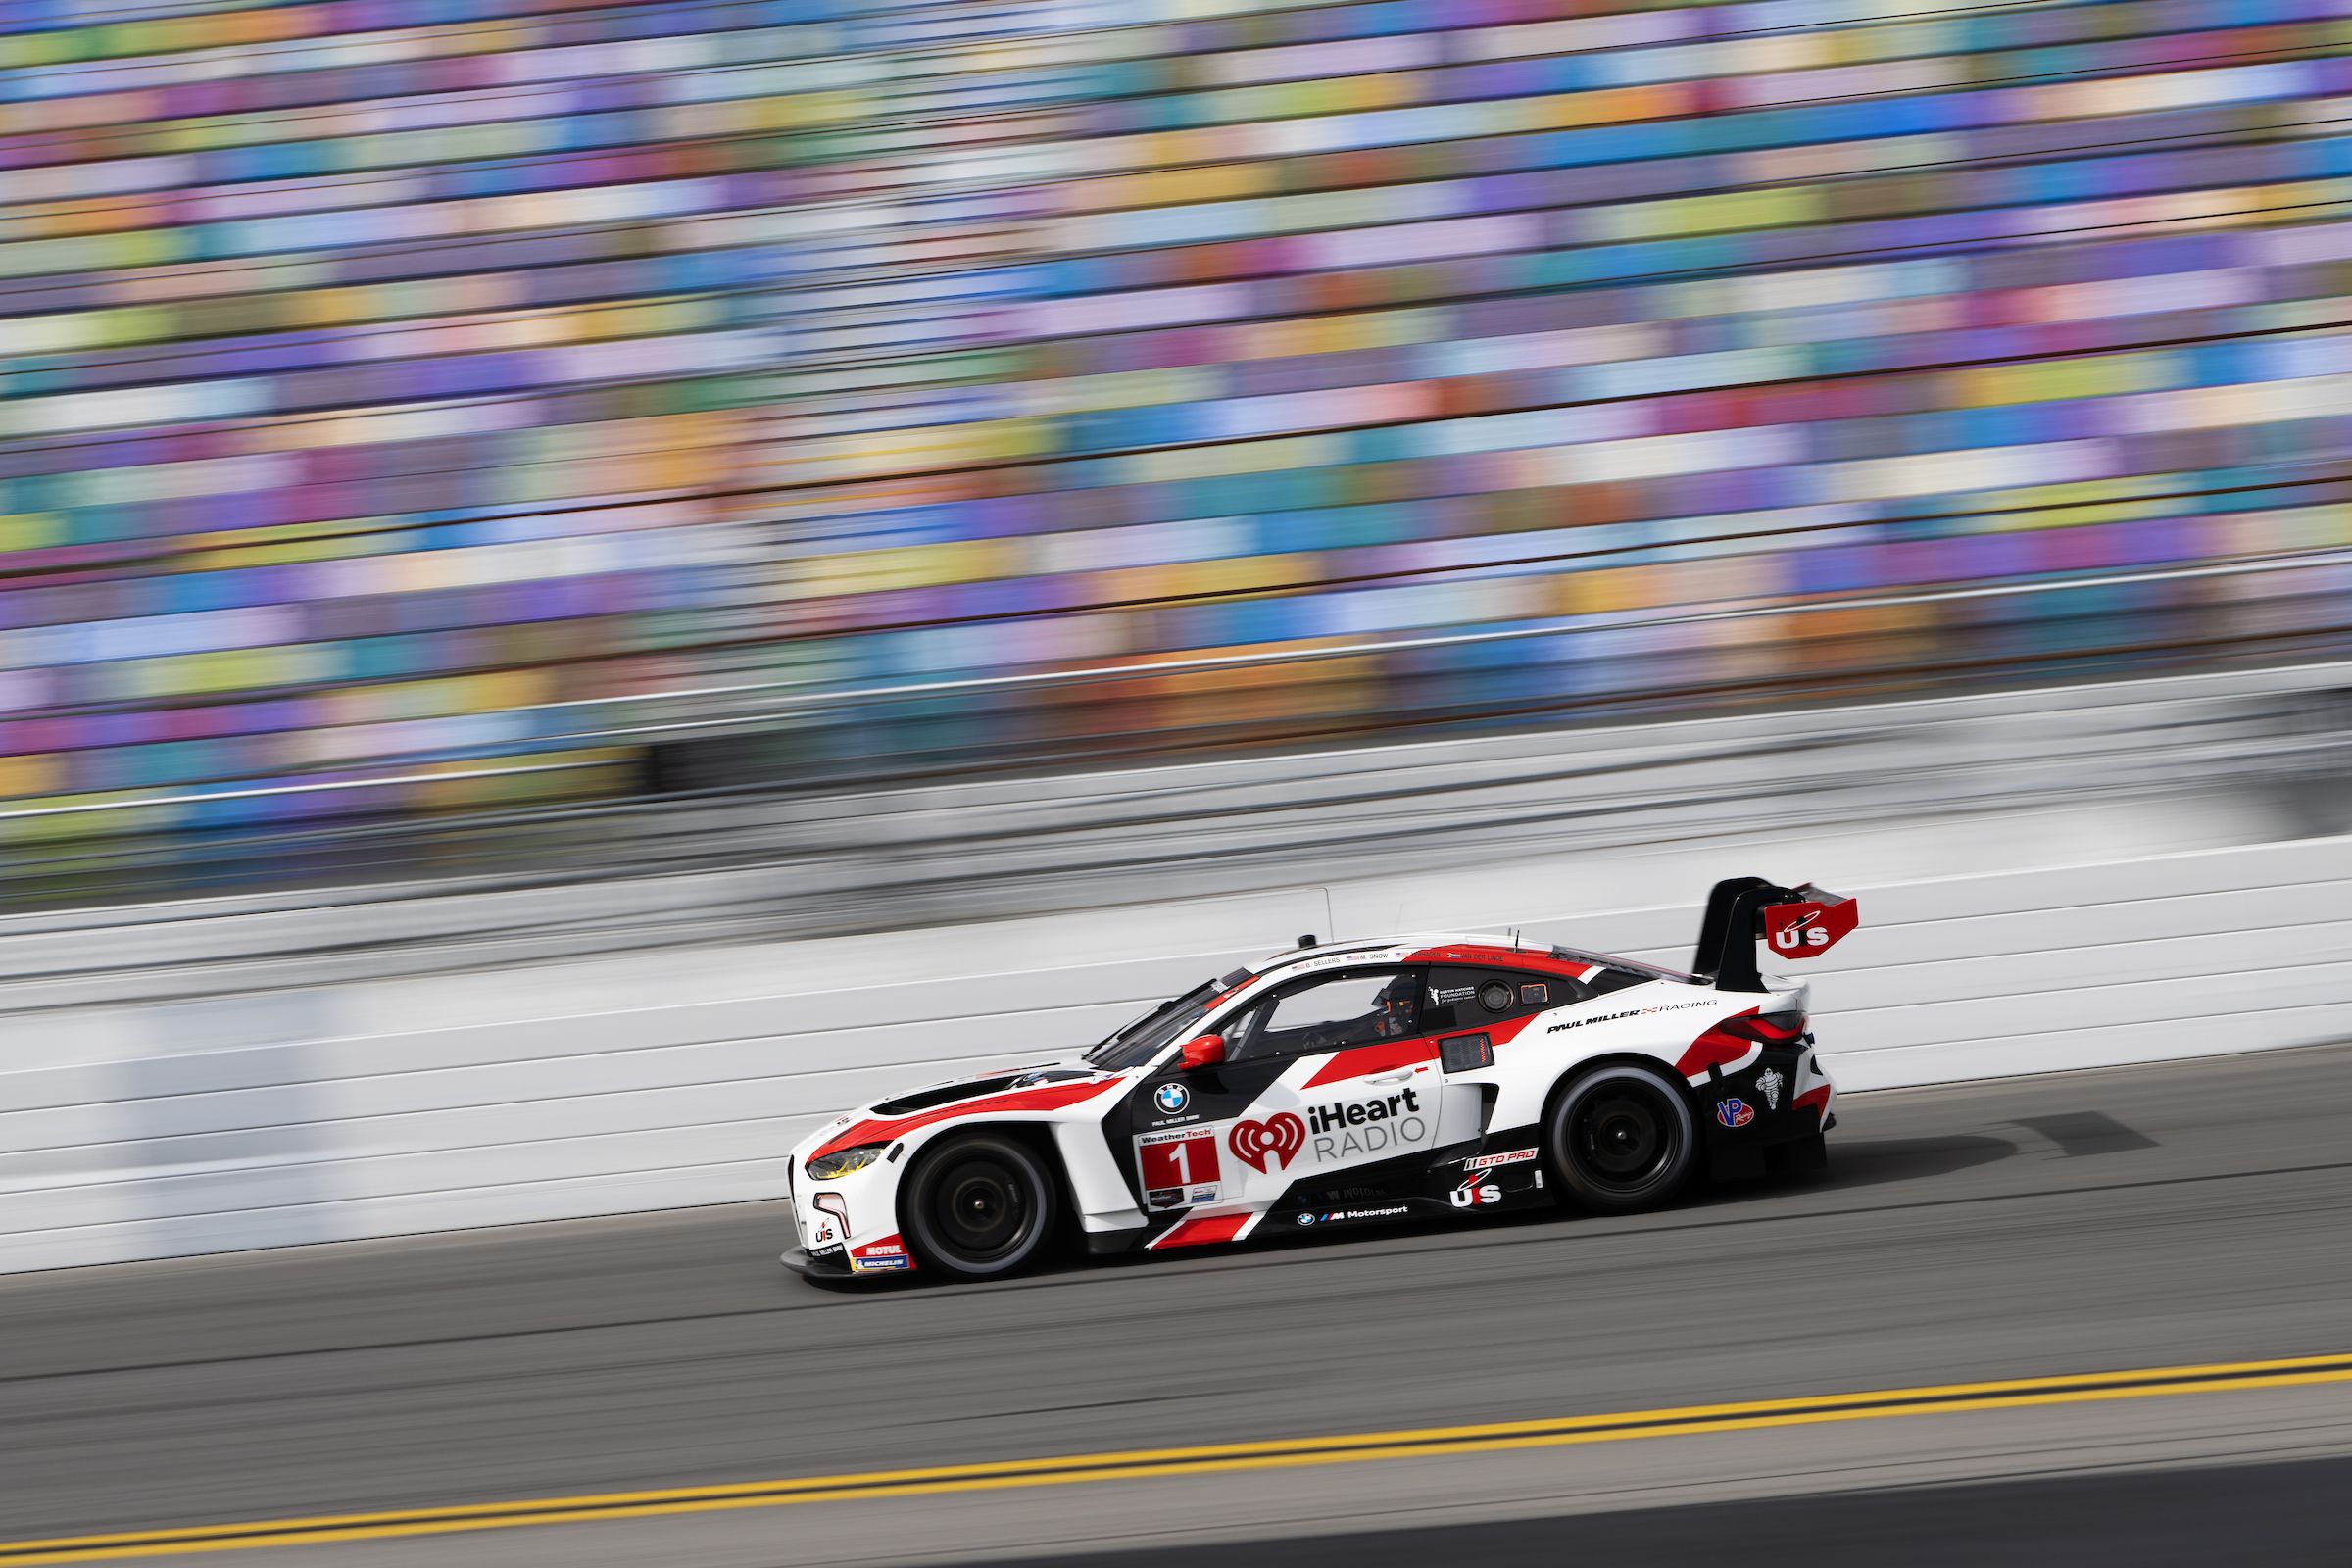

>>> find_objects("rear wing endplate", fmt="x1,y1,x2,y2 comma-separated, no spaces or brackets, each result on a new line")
1692,877,1859,993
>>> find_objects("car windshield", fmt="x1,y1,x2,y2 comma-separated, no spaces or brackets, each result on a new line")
1085,969,1250,1071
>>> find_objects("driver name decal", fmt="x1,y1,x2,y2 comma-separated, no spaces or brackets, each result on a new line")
1229,1113,1306,1172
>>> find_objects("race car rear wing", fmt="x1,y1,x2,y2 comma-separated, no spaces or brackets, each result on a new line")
1692,877,1859,993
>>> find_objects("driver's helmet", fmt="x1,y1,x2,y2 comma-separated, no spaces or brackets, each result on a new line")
1370,973,1418,1037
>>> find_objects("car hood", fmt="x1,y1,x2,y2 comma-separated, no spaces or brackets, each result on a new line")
858,1057,1112,1119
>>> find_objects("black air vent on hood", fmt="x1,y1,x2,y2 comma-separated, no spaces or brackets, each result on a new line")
871,1076,1024,1116
868,1065,1089,1117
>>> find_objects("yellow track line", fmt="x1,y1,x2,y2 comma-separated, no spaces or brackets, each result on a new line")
7,1350,2352,1564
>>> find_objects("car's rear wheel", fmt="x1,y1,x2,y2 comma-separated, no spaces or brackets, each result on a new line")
901,1133,1059,1281
1546,1063,1696,1214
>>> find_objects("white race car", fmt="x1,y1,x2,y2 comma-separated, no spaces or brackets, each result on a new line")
784,877,1854,1281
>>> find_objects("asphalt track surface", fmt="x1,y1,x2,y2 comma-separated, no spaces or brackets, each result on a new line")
6,1043,2352,1564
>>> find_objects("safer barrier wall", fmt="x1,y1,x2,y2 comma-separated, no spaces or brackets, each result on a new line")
3,828,2346,1274
8,1,2352,838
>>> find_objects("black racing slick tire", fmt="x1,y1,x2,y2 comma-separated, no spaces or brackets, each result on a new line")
1545,1062,1697,1214
901,1133,1060,1281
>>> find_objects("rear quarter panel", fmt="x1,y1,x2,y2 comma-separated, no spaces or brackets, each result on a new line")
1479,981,1801,1132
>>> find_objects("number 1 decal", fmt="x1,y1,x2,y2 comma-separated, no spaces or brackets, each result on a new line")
1139,1129,1221,1189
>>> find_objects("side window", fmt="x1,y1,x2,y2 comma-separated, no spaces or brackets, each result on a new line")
1422,966,1577,1033
1230,969,1420,1061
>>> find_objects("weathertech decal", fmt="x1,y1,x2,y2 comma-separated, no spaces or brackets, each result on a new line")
1138,1128,1222,1189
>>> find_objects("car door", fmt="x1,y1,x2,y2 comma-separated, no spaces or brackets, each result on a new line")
1203,966,1446,1212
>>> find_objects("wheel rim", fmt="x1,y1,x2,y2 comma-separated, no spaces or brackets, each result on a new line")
927,1155,1034,1263
1568,1081,1681,1194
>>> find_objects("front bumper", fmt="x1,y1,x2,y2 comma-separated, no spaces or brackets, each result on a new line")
779,1245,853,1279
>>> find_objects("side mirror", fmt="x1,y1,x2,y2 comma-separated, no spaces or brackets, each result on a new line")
1180,1034,1227,1070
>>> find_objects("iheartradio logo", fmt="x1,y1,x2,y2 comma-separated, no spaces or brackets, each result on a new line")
1229,1113,1305,1173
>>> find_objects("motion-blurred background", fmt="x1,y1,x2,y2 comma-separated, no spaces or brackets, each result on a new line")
4,5,2352,1560
4,0,2351,1232
8,0,2352,855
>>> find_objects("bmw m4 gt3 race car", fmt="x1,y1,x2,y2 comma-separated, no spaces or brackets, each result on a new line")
783,876,1856,1282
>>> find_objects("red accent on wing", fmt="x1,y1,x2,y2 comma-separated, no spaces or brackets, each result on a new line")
1794,1085,1833,1122
811,1078,1114,1161
1150,1211,1250,1250
1301,1037,1439,1088
1676,1007,1763,1078
1762,897,1859,957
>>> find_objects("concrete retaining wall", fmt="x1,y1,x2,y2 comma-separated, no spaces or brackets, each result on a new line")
4,826,2345,1274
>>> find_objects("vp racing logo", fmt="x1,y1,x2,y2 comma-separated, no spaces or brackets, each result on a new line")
1228,1089,1428,1172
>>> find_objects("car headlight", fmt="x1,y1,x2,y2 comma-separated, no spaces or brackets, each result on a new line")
806,1144,887,1180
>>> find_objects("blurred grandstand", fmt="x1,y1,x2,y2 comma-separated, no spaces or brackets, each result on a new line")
4,0,2352,904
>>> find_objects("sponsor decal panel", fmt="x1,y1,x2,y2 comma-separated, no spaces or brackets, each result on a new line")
1450,1181,1503,1207
1139,1128,1221,1188
1462,1148,1538,1172
1145,1187,1184,1210
1229,1091,1436,1172
1188,1185,1220,1204
1430,985,1477,1005
1549,1008,1641,1032
1153,1081,1191,1115
1318,1204,1409,1223
849,1236,914,1273
1519,982,1548,1005
1763,899,1859,956
1229,1112,1306,1173
1303,1088,1432,1163
1755,1067,1785,1111
1716,1098,1756,1129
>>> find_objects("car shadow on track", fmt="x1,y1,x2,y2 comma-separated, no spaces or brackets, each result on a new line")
783,1134,2027,1293
1783,1131,2023,1192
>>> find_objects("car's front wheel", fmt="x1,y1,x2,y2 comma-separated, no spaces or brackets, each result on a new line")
901,1132,1059,1281
1545,1062,1697,1214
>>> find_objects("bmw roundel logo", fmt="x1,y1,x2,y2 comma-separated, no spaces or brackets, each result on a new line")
1154,1081,1191,1115
1297,1213,1316,1226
